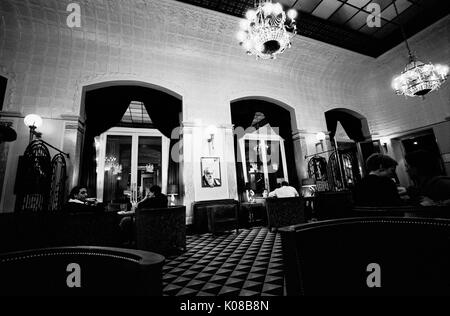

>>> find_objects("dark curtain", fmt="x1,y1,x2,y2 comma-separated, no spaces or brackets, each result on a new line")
80,85,182,193
325,110,365,142
81,87,132,191
231,100,299,192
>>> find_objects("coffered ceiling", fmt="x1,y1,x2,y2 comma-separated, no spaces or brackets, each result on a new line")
175,0,450,57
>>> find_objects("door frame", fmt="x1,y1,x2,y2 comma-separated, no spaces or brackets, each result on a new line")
238,131,288,193
95,127,170,202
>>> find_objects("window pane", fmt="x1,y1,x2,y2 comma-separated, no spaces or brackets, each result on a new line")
103,135,132,203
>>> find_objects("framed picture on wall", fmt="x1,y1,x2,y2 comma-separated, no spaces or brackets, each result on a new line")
201,157,221,188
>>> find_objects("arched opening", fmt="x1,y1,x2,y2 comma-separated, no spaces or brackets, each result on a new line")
324,108,374,189
231,98,298,201
0,75,7,111
79,83,182,206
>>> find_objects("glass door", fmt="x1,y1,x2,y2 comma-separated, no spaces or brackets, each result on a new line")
96,128,170,205
137,136,162,200
102,135,132,204
240,135,289,196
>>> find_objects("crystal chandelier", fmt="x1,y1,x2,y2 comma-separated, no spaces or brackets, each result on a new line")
237,0,297,59
391,1,448,97
105,155,122,175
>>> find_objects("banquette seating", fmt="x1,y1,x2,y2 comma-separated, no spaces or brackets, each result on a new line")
136,205,186,256
313,190,354,220
0,212,122,253
351,204,450,219
0,246,165,296
280,217,450,295
265,197,306,231
192,199,239,234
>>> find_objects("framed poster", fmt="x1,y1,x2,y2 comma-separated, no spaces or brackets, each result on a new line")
201,157,221,188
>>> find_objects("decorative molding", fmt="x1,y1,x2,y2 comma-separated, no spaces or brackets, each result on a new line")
72,72,187,116
0,111,22,118
0,65,17,112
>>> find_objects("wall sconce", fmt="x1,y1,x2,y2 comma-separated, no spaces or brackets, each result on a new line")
205,125,217,152
315,132,326,152
24,114,43,143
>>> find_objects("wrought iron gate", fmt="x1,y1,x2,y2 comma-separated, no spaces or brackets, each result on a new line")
15,140,67,212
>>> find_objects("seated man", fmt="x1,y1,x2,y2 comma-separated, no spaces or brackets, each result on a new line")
268,181,299,198
63,186,104,213
137,185,168,209
353,153,401,207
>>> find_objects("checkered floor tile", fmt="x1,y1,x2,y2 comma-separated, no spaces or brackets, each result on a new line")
162,227,284,296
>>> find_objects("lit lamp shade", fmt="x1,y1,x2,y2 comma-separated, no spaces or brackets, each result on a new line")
167,184,179,196
316,132,326,142
24,114,43,128
301,178,317,197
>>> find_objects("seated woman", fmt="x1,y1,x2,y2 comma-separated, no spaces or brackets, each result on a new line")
63,186,104,213
405,150,450,206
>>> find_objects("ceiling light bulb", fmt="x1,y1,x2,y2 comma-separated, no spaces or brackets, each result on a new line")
246,9,256,20
287,9,297,20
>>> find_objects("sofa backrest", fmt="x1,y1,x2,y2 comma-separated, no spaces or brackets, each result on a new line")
352,205,450,219
0,246,164,295
314,190,354,220
280,217,450,295
0,212,122,253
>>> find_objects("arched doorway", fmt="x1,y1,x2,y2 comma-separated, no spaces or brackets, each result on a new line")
231,98,298,201
324,108,373,189
79,83,182,205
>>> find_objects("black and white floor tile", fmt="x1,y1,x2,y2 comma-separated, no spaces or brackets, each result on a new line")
162,227,284,296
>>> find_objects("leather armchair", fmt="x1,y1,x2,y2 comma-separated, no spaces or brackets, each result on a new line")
136,206,186,255
265,197,305,231
192,199,239,233
280,217,450,295
0,246,165,296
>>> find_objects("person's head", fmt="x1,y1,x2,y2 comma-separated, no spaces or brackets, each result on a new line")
405,150,443,182
69,186,88,201
203,167,214,181
281,181,289,187
366,153,398,178
149,185,162,197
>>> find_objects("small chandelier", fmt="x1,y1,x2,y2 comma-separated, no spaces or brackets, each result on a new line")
237,0,297,59
391,1,448,97
105,155,122,175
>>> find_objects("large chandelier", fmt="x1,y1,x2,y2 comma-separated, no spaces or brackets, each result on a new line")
391,1,448,97
237,0,297,59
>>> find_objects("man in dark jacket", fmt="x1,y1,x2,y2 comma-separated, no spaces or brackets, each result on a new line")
63,186,104,213
353,153,402,206
137,185,168,209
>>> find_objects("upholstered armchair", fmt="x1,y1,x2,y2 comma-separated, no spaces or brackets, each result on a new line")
265,197,305,231
136,206,186,256
280,217,450,295
0,246,165,296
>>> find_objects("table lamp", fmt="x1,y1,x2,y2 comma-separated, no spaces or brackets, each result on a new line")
167,184,178,206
